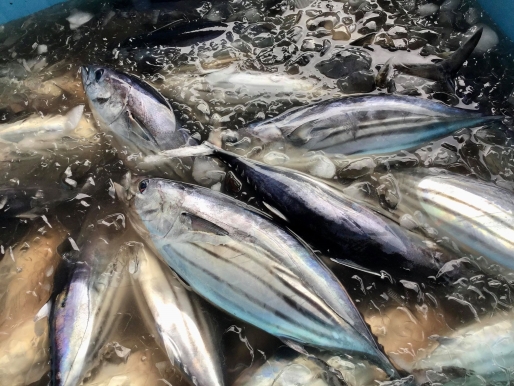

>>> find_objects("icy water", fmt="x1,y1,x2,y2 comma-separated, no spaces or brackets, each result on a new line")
1,0,514,385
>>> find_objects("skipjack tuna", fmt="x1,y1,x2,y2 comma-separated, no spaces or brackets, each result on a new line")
246,95,501,155
393,169,514,271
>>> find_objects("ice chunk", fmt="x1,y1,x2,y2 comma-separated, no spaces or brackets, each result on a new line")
262,151,290,166
307,155,336,179
192,156,226,187
473,25,499,53
66,10,94,30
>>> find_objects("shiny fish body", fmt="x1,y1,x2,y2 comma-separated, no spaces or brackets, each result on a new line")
121,178,398,377
50,223,125,386
414,316,514,384
81,66,190,160
213,148,442,279
131,245,224,386
51,261,94,386
395,169,514,270
247,95,500,155
0,105,84,144
234,348,335,386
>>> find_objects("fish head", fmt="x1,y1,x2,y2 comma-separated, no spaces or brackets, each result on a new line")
116,176,185,240
81,65,131,130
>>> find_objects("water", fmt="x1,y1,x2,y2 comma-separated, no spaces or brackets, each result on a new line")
1,0,514,385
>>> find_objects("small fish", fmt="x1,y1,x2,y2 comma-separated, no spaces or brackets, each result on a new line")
0,187,79,219
121,20,227,49
129,242,225,386
0,105,84,144
393,169,514,271
376,28,484,91
81,66,193,163
50,211,127,386
246,95,501,155
116,20,228,74
234,347,346,386
414,315,514,384
116,177,399,378
51,257,94,386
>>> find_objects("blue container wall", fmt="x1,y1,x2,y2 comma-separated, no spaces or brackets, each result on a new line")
1,0,513,41
477,0,513,41
0,0,66,24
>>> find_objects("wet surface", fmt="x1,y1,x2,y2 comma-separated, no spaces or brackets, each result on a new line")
1,0,514,385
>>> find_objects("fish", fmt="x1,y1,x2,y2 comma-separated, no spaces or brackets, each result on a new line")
121,20,227,49
50,209,128,386
116,177,400,378
376,28,484,92
128,241,225,386
391,169,514,271
81,66,194,165
51,253,94,386
203,66,317,96
413,314,514,384
0,186,77,219
234,347,346,386
0,105,84,144
116,20,228,74
149,143,449,281
245,95,501,156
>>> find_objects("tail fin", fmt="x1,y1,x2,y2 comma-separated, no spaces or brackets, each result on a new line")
377,28,483,91
438,27,483,80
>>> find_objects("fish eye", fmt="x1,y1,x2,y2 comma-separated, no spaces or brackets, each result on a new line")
139,179,149,194
95,69,104,82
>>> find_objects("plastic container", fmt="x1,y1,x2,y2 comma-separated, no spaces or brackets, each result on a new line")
477,0,514,41
0,0,66,25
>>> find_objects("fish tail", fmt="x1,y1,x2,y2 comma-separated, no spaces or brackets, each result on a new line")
393,28,484,90
439,27,483,80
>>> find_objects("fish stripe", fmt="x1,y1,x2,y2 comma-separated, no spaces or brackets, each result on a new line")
167,244,339,342
191,243,338,329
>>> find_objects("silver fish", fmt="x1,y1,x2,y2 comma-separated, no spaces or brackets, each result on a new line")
391,169,514,271
210,145,445,280
414,314,514,384
81,66,192,162
246,95,501,155
50,213,127,386
0,105,84,144
117,177,399,378
128,241,225,386
234,347,344,386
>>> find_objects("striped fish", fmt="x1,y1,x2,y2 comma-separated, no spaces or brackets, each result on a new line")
393,169,514,270
246,95,501,155
118,178,399,378
50,219,127,386
51,259,94,386
128,242,225,386
204,145,444,281
234,348,344,386
414,314,514,384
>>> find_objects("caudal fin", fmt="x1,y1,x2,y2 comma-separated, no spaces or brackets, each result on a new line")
378,28,484,91
439,27,483,80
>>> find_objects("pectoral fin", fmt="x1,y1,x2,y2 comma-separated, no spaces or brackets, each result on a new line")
180,212,229,236
126,110,159,146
